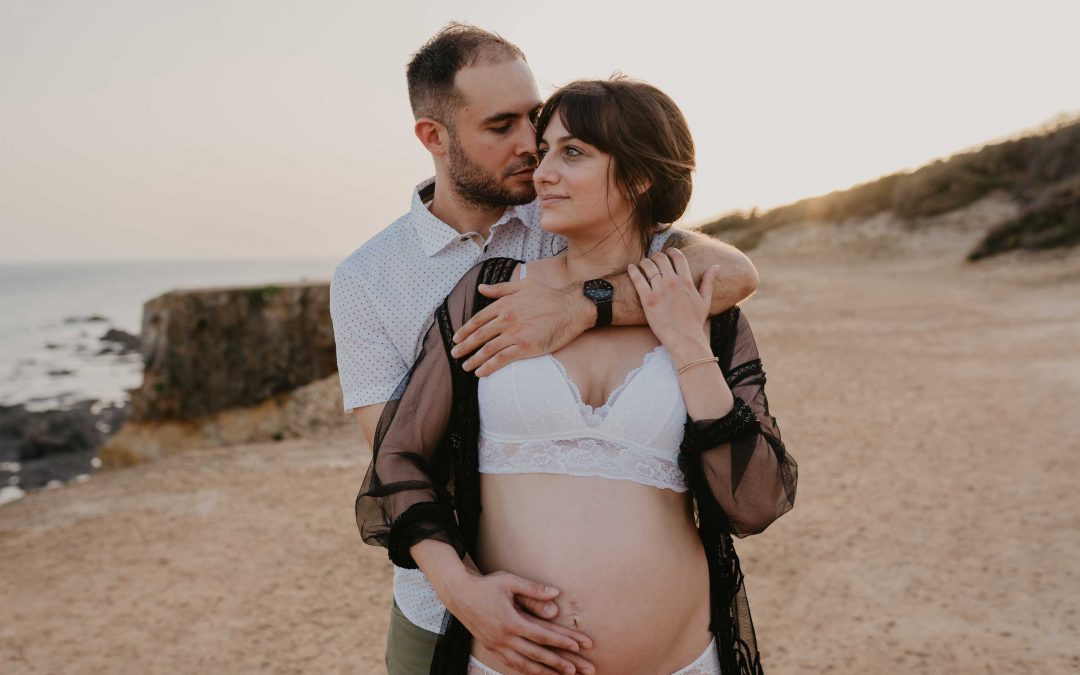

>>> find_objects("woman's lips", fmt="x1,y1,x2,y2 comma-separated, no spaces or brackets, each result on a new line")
539,195,567,207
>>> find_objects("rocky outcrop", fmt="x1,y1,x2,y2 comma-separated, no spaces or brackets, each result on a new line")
130,283,337,421
103,283,349,464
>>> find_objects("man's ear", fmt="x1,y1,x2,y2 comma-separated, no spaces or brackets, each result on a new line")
415,118,450,157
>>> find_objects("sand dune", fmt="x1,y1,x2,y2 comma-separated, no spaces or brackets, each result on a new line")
2,222,1079,673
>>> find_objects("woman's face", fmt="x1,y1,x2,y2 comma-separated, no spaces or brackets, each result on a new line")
533,111,635,240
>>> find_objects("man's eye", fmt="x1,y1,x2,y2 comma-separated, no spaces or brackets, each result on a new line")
491,125,511,134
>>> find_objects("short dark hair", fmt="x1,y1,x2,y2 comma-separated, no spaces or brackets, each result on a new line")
406,23,526,124
536,76,696,253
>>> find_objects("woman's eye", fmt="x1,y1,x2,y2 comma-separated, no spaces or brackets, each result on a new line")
565,146,582,158
537,148,548,160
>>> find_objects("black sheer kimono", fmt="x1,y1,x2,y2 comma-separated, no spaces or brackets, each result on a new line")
356,257,798,675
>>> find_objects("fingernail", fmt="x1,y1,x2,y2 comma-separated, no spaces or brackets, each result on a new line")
544,603,557,617
545,586,558,594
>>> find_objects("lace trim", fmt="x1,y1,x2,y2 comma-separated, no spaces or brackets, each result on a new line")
547,344,666,419
478,435,687,492
467,640,719,674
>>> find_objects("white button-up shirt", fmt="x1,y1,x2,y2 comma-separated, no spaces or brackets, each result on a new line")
330,176,673,633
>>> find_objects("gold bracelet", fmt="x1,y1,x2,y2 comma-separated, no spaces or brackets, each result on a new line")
677,356,719,375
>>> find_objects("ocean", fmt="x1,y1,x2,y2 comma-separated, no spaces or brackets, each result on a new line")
0,258,339,411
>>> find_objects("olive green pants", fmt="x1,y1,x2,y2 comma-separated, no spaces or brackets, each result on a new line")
386,600,440,675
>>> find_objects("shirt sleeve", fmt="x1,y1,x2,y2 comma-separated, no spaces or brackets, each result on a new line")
679,308,798,537
648,225,677,253
329,265,409,411
354,258,517,569
354,301,463,568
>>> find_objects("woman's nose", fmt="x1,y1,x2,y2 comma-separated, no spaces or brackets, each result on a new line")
533,153,556,185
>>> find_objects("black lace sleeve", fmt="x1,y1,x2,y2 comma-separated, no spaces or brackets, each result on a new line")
679,307,798,537
354,258,520,569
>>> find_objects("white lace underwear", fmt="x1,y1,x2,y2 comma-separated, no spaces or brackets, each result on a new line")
467,638,720,674
478,435,687,492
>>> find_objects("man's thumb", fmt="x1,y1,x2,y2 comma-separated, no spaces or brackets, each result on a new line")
477,281,518,298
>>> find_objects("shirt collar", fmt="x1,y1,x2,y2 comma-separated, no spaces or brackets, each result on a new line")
409,177,533,257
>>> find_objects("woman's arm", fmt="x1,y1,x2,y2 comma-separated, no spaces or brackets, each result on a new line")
355,260,595,674
628,249,797,536
679,310,797,536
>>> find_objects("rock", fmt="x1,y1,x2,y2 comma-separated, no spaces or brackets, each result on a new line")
63,315,108,324
103,282,348,463
47,369,75,377
103,374,348,463
99,328,141,355
0,401,128,490
129,282,336,421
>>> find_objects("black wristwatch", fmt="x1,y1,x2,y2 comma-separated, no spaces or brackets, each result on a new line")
582,278,614,328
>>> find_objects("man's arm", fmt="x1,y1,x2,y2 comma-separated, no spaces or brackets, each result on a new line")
352,404,385,451
616,228,758,323
450,231,758,376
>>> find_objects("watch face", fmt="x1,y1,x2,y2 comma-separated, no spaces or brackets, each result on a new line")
583,279,614,303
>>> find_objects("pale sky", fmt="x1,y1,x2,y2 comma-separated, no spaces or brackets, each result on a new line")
2,0,1079,263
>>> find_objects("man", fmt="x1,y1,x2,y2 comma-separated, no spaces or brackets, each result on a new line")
330,23,759,675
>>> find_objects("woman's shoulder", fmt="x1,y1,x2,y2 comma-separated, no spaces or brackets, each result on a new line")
441,257,524,325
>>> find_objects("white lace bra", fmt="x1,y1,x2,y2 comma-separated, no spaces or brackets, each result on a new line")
476,263,689,492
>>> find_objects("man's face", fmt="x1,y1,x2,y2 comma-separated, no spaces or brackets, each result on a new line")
445,58,543,208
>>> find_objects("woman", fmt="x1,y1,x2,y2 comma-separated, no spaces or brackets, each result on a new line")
357,77,797,675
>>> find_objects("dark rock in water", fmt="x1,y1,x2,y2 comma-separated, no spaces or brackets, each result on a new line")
45,343,61,350
99,328,141,355
130,282,335,421
63,315,108,324
0,401,128,491
48,369,75,377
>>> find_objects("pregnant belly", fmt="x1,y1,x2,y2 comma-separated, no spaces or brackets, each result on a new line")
473,473,712,675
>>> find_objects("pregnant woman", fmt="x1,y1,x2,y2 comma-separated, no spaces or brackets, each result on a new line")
356,77,797,675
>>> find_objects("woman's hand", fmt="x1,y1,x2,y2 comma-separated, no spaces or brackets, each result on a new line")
444,570,596,675
628,249,717,359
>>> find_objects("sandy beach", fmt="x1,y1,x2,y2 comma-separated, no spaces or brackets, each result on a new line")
2,230,1079,674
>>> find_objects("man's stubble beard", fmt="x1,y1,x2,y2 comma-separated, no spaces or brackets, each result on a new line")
447,132,536,209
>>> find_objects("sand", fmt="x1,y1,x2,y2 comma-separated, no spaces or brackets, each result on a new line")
2,220,1079,674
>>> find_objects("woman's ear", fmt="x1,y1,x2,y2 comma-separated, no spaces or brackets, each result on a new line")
627,170,652,197
415,118,450,157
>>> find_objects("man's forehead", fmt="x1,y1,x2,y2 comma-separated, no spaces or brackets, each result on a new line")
454,58,541,118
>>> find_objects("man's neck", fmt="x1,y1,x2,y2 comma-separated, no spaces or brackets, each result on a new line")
427,178,506,239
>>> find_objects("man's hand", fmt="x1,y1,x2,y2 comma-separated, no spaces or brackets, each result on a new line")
444,570,596,675
450,278,592,377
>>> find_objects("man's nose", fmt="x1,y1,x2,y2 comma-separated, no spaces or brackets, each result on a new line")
515,123,538,157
